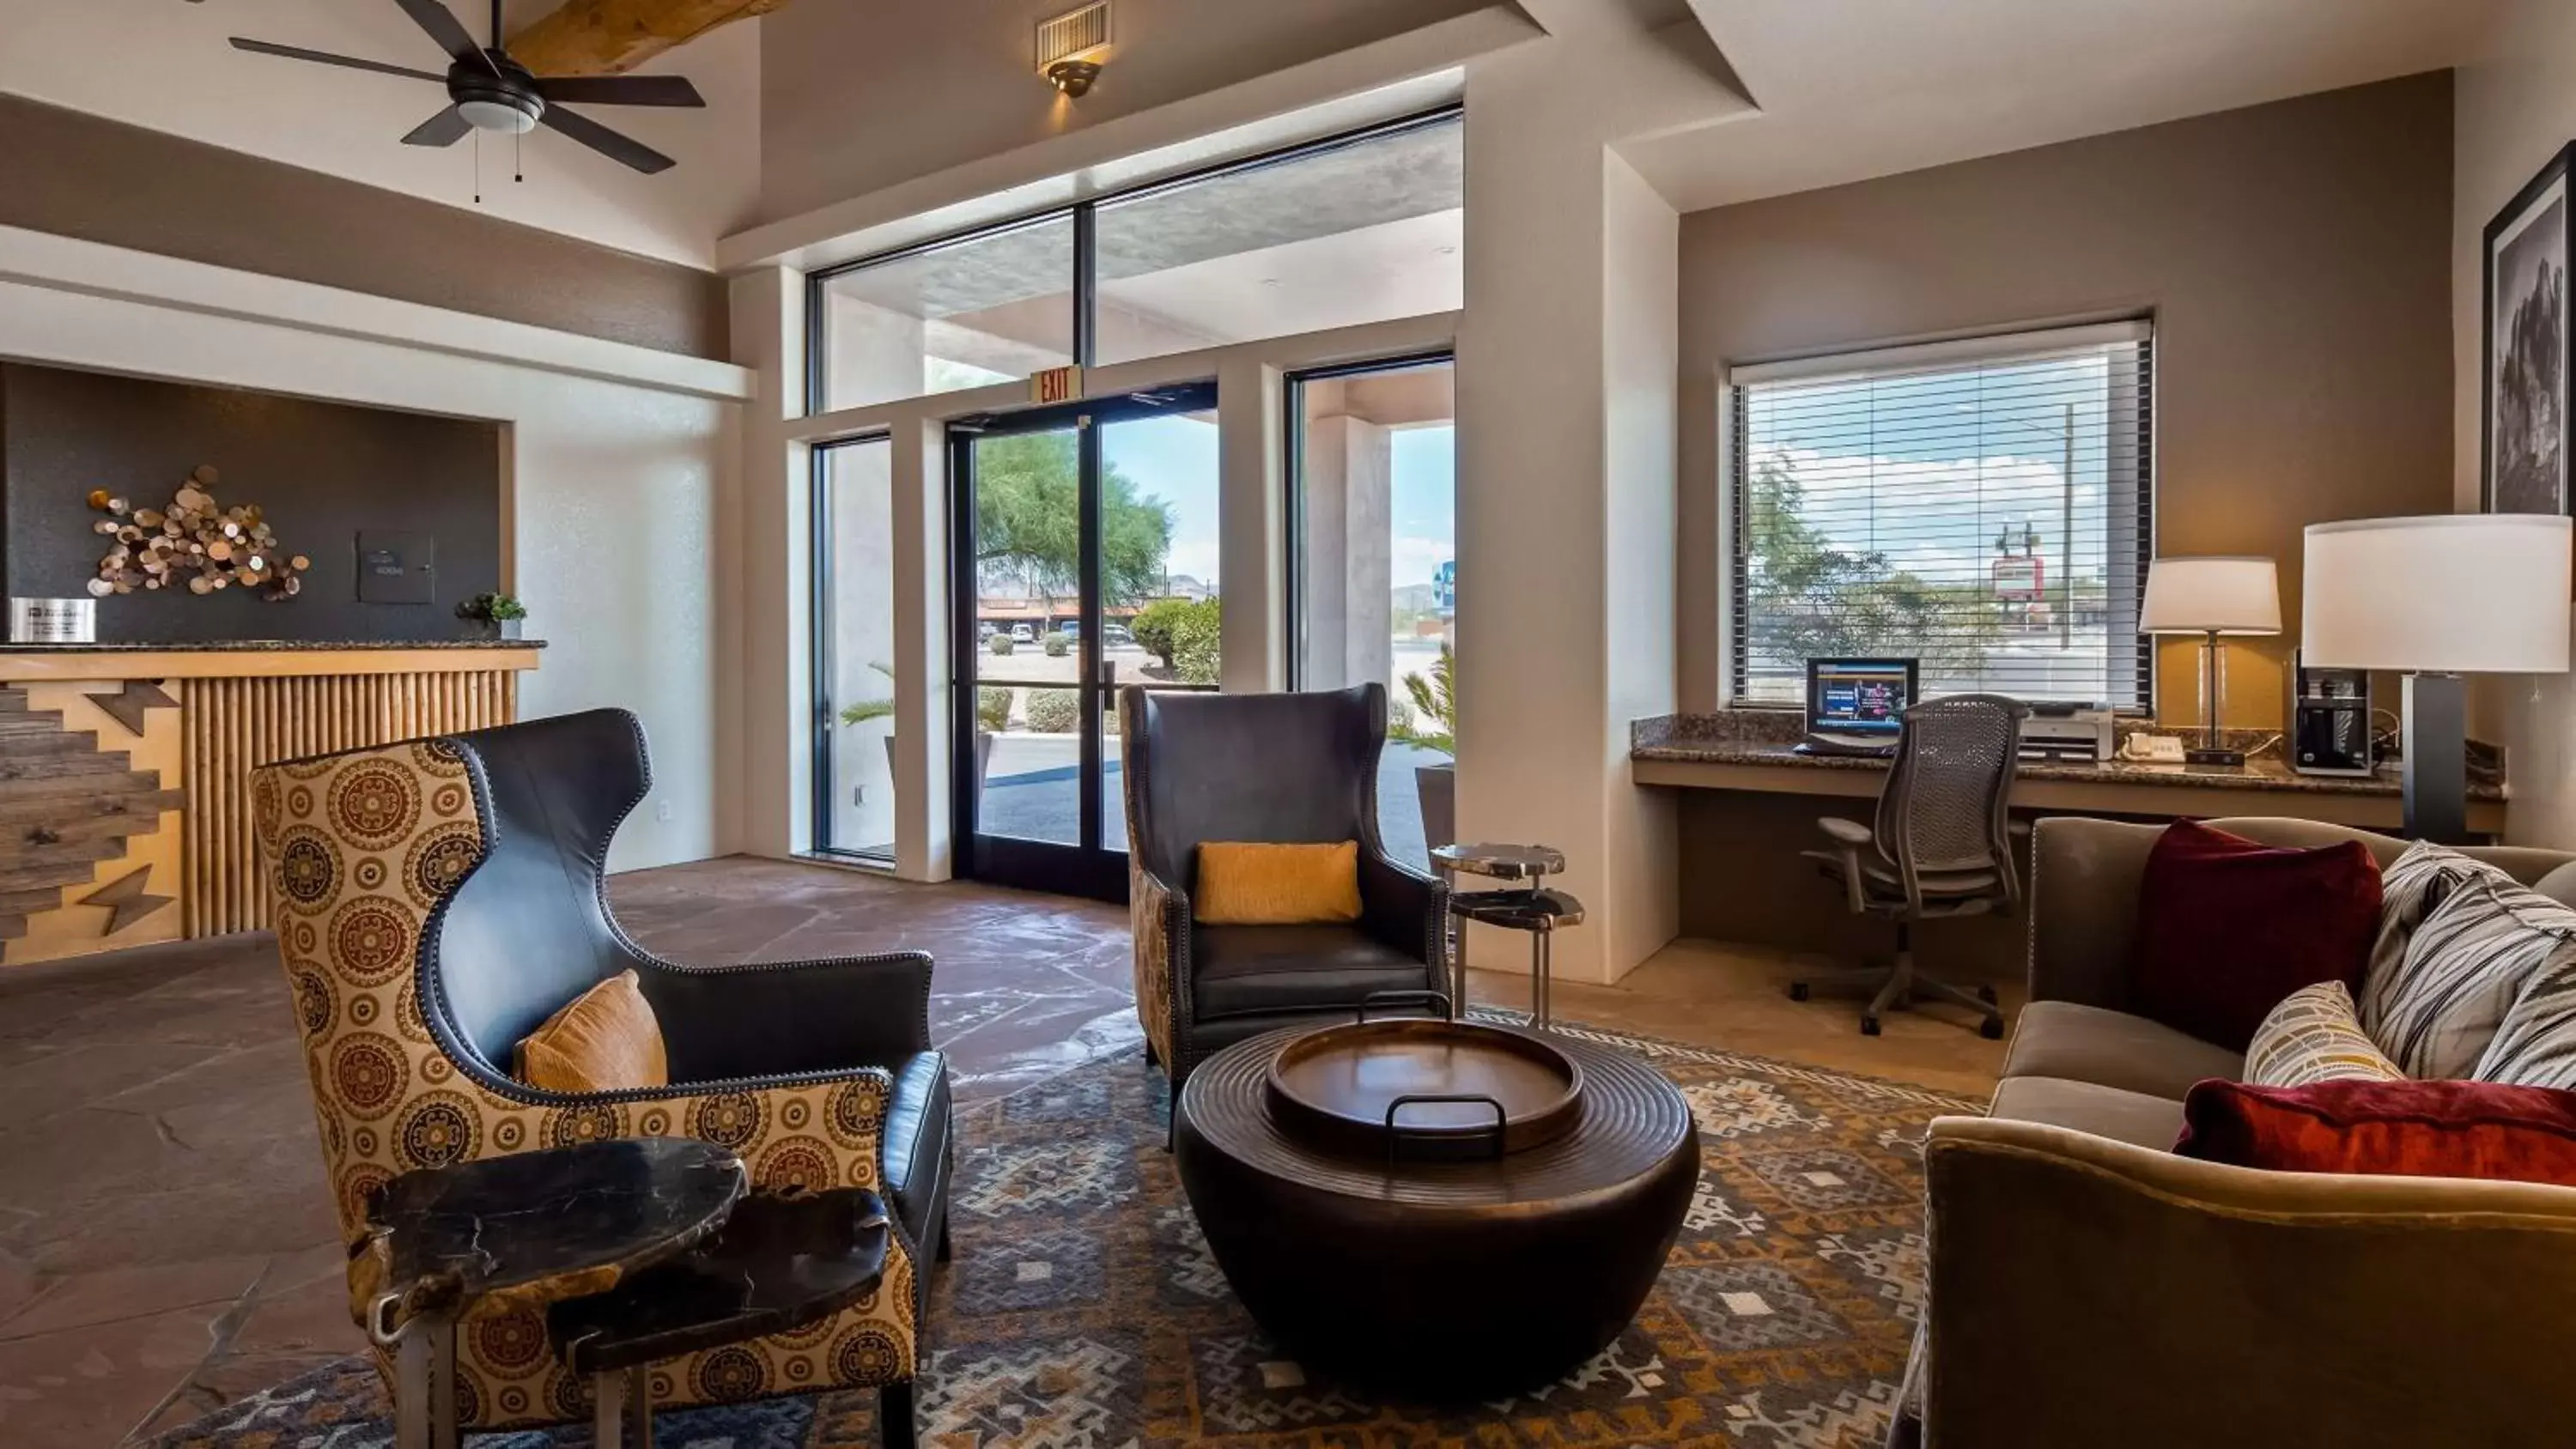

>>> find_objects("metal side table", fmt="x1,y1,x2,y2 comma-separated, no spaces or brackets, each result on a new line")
1431,843,1583,1028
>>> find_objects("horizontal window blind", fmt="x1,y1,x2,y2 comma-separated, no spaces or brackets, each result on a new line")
1728,325,2154,709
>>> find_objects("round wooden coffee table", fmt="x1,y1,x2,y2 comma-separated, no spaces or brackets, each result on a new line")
1173,1022,1699,1397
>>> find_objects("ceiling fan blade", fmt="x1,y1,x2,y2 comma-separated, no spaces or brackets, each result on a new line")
534,76,706,108
392,0,481,64
540,105,676,174
401,106,472,148
228,37,447,83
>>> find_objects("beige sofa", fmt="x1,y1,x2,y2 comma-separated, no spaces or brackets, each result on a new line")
1905,816,2576,1449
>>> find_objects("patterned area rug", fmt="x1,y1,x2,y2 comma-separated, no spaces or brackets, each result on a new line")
156,1020,1978,1448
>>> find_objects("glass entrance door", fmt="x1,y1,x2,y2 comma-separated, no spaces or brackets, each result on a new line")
951,381,1218,900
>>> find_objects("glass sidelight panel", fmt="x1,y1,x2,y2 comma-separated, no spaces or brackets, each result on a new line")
811,436,898,864
1291,356,1456,870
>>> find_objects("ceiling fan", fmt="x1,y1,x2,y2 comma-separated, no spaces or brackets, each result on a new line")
228,0,704,175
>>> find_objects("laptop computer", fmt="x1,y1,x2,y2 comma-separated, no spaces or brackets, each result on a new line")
1797,658,1917,758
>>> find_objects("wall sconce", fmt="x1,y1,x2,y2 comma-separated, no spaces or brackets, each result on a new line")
1046,58,1101,97
1038,2,1110,99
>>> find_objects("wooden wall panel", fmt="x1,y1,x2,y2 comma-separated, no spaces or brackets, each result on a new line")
0,682,185,964
181,670,518,936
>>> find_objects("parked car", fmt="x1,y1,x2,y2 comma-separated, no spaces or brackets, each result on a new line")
1011,623,1036,644
978,621,999,640
1103,623,1134,646
1058,621,1080,638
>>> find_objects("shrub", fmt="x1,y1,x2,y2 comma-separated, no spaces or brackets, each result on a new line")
1024,688,1081,733
1171,600,1222,686
976,686,1012,733
987,634,1013,656
1043,633,1070,658
1130,597,1191,667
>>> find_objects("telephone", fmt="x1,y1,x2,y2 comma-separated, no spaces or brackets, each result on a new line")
2118,733,2187,764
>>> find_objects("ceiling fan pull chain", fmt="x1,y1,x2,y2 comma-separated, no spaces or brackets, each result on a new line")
515,127,523,184
473,129,482,205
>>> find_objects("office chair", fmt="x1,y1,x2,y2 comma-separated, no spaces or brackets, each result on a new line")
1789,693,2027,1038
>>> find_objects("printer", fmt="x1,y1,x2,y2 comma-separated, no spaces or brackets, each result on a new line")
2020,702,2116,762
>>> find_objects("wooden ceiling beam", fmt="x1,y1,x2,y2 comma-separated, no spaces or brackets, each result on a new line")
507,0,790,77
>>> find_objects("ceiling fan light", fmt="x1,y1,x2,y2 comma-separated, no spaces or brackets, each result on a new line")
459,96,539,133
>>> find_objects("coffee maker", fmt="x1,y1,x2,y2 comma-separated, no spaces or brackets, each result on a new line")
2289,652,2372,777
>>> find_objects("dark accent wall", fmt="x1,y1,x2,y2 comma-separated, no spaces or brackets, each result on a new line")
1676,70,2458,724
0,363,502,644
0,94,726,360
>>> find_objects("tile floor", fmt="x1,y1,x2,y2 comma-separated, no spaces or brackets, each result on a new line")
0,855,2015,1446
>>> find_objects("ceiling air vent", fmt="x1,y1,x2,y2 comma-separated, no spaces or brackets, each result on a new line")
1036,1,1112,73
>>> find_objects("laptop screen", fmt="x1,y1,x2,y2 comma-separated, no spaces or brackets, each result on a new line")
1806,658,1917,738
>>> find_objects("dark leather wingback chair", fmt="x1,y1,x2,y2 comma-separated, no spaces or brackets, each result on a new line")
254,709,948,1442
1120,684,1449,1096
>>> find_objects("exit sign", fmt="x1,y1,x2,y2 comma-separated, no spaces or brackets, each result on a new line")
1032,365,1083,405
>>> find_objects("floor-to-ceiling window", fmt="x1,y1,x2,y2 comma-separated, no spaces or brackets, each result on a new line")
810,435,898,863
803,109,1463,887
1289,355,1456,870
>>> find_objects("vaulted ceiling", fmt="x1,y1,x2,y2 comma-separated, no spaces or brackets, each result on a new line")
0,0,761,267
1634,0,2505,212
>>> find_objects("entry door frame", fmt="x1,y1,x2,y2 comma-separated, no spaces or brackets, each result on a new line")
947,379,1219,900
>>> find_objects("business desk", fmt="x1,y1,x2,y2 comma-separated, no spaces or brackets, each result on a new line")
1632,713,2506,978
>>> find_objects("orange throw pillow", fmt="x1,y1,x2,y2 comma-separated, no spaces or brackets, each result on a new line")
1195,841,1364,925
514,969,668,1093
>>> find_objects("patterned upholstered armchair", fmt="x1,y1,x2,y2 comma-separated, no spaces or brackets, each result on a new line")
1119,683,1449,1097
253,709,950,1442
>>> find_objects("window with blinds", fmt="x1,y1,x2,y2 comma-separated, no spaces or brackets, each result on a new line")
1727,322,2154,709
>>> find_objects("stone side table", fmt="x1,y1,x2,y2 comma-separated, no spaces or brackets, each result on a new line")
354,1138,746,1449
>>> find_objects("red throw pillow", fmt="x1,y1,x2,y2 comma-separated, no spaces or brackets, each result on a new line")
2132,821,2383,1051
2175,1078,2576,1185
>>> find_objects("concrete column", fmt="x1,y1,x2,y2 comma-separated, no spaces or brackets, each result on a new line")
1455,21,1725,983
728,266,805,858
890,417,953,881
1217,354,1282,693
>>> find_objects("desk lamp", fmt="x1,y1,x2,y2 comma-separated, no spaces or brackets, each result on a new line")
2141,556,2281,767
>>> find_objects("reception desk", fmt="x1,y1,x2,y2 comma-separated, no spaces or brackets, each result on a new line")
0,641,540,965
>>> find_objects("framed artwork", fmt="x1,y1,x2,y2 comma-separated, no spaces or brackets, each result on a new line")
2485,142,2575,515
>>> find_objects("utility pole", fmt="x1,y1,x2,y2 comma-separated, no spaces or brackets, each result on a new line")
2059,401,2075,649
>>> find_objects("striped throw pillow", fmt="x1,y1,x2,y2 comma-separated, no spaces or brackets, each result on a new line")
2360,842,2516,1040
2244,981,2405,1088
2372,875,2576,1080
2476,930,2576,1089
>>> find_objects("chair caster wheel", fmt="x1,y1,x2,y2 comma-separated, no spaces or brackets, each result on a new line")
1979,1016,2004,1040
1788,982,1810,1003
1860,1015,1881,1037
1977,984,1998,1005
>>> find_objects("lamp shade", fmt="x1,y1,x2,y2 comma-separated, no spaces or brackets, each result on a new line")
2301,515,2572,673
2140,556,2281,635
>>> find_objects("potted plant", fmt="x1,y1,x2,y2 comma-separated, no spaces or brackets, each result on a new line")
455,592,526,640
841,664,994,788
1389,645,1456,852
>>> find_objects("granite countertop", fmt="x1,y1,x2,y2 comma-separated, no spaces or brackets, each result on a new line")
1631,711,2507,802
0,639,546,652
